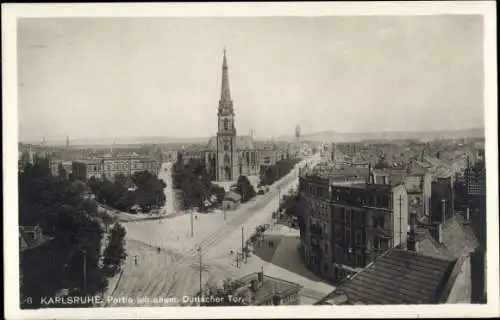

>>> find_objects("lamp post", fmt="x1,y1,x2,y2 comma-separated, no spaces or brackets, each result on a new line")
190,208,194,238
80,248,87,295
197,246,202,298
241,226,245,264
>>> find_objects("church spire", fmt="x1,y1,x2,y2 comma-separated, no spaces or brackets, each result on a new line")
220,47,232,106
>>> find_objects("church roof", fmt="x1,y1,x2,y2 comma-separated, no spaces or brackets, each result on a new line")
206,136,256,151
220,48,232,103
253,141,279,150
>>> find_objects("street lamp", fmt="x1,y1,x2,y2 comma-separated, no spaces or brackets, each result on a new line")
197,246,202,298
190,208,194,238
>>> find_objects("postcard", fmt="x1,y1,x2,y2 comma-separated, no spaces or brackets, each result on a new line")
2,1,498,319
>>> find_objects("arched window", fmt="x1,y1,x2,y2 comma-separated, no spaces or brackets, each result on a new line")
223,118,229,130
224,143,229,151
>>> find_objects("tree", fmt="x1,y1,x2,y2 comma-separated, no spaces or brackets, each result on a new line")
19,159,110,308
172,157,223,210
102,223,127,276
235,175,256,203
132,170,166,212
259,159,301,187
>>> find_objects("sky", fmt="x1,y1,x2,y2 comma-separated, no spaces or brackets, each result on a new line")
17,15,484,142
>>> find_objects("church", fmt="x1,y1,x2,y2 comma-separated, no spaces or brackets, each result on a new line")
181,50,281,181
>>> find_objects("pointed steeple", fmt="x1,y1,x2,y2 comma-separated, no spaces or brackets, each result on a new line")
219,47,233,113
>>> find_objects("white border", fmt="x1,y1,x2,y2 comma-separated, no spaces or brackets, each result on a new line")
2,2,498,319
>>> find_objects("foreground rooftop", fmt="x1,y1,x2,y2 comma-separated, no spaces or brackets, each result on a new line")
316,249,456,305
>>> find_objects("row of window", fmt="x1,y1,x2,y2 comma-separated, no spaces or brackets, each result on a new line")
90,162,155,171
302,182,329,198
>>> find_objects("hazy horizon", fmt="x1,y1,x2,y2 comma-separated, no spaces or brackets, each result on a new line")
18,16,484,142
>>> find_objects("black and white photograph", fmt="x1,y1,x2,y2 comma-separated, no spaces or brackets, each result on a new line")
3,2,498,319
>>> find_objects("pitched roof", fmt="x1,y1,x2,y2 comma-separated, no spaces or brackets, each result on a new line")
19,226,54,252
415,214,479,260
224,191,242,202
321,249,456,305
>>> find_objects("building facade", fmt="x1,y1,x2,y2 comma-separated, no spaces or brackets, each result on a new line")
372,168,432,222
72,155,159,180
299,172,408,283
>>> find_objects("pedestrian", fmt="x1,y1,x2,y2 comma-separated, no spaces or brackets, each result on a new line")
134,255,138,266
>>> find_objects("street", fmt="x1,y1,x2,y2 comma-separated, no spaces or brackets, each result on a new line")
104,154,322,306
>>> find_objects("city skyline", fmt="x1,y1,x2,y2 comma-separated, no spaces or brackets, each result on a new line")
18,16,484,142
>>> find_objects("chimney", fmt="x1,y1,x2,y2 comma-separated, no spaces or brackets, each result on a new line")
250,279,258,292
367,163,372,184
433,222,444,244
409,213,416,233
441,199,446,222
407,213,417,252
407,234,417,252
258,269,264,283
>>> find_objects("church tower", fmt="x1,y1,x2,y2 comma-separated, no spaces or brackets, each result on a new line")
216,48,238,181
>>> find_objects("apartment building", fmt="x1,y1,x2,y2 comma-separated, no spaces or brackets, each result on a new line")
72,155,159,180
299,171,408,283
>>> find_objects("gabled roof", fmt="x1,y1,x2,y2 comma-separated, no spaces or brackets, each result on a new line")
415,214,479,260
224,191,242,202
19,226,54,252
319,249,456,305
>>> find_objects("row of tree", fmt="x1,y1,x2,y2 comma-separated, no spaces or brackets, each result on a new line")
19,157,127,308
279,190,300,217
172,155,225,211
87,171,166,213
258,159,301,187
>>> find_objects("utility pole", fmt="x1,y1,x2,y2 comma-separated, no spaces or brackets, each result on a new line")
277,186,281,216
398,194,403,249
223,206,226,221
82,248,87,294
191,209,194,238
241,226,245,264
198,246,202,297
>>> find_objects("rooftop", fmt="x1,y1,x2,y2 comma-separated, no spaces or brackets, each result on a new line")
224,191,242,202
206,135,257,151
19,226,54,252
233,272,302,304
317,249,456,305
416,214,479,260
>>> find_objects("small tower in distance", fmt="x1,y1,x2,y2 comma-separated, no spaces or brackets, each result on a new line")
66,135,70,148
294,125,301,155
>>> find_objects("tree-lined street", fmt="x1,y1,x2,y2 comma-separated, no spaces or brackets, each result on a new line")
104,154,322,305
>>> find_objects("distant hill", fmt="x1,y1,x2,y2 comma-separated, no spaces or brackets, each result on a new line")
23,136,210,147
22,127,485,147
277,127,484,143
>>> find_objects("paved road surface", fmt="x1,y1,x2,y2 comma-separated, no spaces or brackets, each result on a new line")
107,155,321,306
